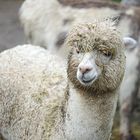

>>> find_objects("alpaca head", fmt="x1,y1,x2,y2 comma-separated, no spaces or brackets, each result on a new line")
66,20,133,94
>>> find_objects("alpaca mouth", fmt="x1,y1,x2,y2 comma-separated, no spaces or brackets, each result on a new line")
82,75,96,84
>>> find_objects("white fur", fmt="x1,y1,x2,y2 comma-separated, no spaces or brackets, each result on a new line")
119,45,140,137
18,0,140,138
0,37,124,140
0,45,67,140
64,83,118,140
19,0,119,51
77,52,100,86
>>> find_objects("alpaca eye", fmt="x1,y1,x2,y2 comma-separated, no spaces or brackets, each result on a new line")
97,50,112,65
103,51,112,58
76,48,80,54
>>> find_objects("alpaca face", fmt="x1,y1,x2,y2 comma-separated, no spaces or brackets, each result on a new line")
76,50,112,86
77,52,99,86
66,21,126,93
71,43,114,86
67,43,124,93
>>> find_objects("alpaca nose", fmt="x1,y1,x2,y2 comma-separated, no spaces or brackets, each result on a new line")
79,66,93,74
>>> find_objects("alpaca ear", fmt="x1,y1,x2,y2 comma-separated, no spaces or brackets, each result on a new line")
123,37,137,49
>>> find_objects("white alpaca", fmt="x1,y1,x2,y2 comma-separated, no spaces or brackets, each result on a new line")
19,0,140,50
119,38,140,140
20,1,140,139
0,44,67,140
0,20,131,140
19,0,120,51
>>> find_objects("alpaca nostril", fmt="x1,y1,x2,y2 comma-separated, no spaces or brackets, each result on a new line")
79,67,93,74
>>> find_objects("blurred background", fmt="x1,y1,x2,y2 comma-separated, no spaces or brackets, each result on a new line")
0,0,126,52
0,0,140,140
0,0,25,52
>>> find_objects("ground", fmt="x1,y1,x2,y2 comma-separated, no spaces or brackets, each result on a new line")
0,0,139,139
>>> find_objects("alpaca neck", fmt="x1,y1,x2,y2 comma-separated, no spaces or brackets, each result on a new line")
64,82,118,140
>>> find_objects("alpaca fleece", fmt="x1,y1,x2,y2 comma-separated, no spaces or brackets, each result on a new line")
0,20,125,140
66,21,125,94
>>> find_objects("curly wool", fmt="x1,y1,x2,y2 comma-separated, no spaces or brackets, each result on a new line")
67,21,125,94
66,20,122,53
0,45,67,140
0,20,126,140
19,0,120,50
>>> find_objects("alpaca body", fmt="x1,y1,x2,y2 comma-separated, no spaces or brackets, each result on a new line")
51,82,118,140
64,83,118,140
20,0,119,50
0,21,126,140
119,47,140,139
120,48,139,100
0,45,67,140
0,45,119,140
20,1,140,139
20,0,139,50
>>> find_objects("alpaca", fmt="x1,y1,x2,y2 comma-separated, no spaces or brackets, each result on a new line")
20,1,140,139
19,0,121,51
119,40,140,140
0,44,67,140
0,20,134,140
19,0,140,50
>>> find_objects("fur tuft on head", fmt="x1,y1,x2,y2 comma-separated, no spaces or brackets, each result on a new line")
65,19,124,54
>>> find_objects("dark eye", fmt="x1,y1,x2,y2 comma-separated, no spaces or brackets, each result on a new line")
76,48,80,54
103,51,112,58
